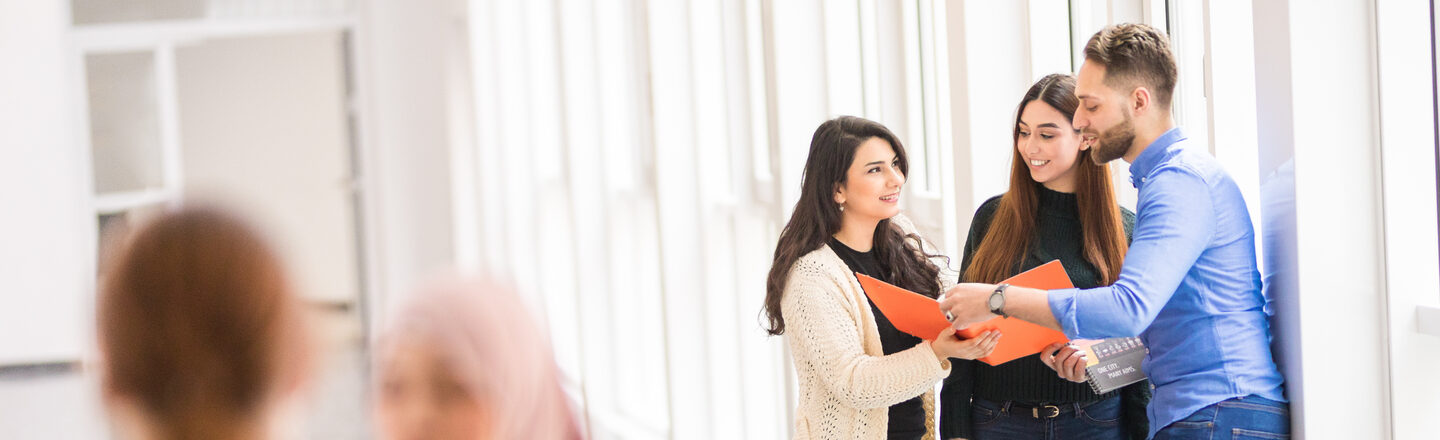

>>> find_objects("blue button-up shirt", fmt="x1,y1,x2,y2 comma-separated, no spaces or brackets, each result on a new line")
1047,128,1287,438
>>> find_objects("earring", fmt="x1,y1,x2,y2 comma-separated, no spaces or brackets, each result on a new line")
839,204,845,212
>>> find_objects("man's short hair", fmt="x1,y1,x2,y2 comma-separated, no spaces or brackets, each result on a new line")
1083,23,1178,109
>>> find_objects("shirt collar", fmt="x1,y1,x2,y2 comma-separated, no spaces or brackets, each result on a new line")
1128,127,1187,188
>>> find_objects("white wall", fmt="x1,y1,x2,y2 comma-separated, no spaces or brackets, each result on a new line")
354,0,459,325
1251,0,1307,437
1252,0,1426,438
0,0,92,364
174,31,360,305
1374,0,1440,438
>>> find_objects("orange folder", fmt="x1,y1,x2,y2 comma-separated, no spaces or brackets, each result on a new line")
855,260,1073,366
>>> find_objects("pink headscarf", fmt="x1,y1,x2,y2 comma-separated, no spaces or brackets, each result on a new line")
374,274,582,439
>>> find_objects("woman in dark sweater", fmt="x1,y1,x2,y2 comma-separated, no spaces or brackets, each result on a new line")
940,74,1150,440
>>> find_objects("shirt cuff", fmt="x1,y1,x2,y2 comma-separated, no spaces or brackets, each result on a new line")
1047,287,1082,339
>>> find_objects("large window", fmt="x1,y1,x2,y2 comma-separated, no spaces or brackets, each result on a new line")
463,1,1283,438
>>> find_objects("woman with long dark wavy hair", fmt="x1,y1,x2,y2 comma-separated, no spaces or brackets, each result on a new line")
938,73,1150,440
763,116,999,439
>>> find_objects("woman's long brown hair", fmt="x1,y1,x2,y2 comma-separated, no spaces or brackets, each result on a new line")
763,116,946,335
99,207,309,440
964,74,1129,285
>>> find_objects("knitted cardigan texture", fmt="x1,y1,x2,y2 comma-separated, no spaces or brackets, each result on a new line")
781,214,959,439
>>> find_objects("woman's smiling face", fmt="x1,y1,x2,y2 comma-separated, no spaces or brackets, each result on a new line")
1016,100,1088,192
834,137,905,221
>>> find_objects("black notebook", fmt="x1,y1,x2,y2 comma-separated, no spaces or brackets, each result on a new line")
1073,337,1148,394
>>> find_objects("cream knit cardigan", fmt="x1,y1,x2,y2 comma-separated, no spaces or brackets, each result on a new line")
781,214,960,440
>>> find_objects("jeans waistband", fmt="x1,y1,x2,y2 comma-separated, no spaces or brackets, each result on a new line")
974,396,1112,419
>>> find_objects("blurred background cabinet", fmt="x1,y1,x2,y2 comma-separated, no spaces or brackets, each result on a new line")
78,0,364,313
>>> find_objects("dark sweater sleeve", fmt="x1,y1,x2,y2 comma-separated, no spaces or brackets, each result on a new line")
940,196,1001,439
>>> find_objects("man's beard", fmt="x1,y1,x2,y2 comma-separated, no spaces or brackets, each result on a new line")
1088,110,1136,164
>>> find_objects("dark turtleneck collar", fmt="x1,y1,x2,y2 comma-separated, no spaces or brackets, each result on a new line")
1035,183,1078,219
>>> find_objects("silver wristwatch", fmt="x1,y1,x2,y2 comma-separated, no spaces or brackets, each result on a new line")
988,283,1010,318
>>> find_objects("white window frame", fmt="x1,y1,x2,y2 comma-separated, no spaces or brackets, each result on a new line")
891,0,955,252
1376,1,1440,438
1026,0,1072,80
1066,0,1157,213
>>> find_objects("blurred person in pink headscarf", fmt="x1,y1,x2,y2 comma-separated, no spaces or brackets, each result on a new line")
372,274,583,440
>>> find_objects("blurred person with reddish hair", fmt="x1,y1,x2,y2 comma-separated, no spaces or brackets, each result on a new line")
373,275,582,440
96,206,313,440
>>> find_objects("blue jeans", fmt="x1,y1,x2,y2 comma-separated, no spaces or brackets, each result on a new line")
1154,395,1290,440
971,396,1126,440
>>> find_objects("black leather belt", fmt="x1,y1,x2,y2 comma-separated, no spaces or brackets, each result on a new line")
1014,402,1066,419
991,399,1103,419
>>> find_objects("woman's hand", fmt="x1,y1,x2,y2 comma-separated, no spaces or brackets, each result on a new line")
931,327,1000,361
1039,342,1088,383
939,284,997,328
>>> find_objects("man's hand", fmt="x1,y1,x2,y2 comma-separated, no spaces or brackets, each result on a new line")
1039,342,1088,383
939,283,998,329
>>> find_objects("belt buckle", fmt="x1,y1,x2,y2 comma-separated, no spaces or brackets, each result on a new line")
1032,404,1061,419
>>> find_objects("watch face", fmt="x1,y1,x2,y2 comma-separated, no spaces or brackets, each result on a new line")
988,293,1004,310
